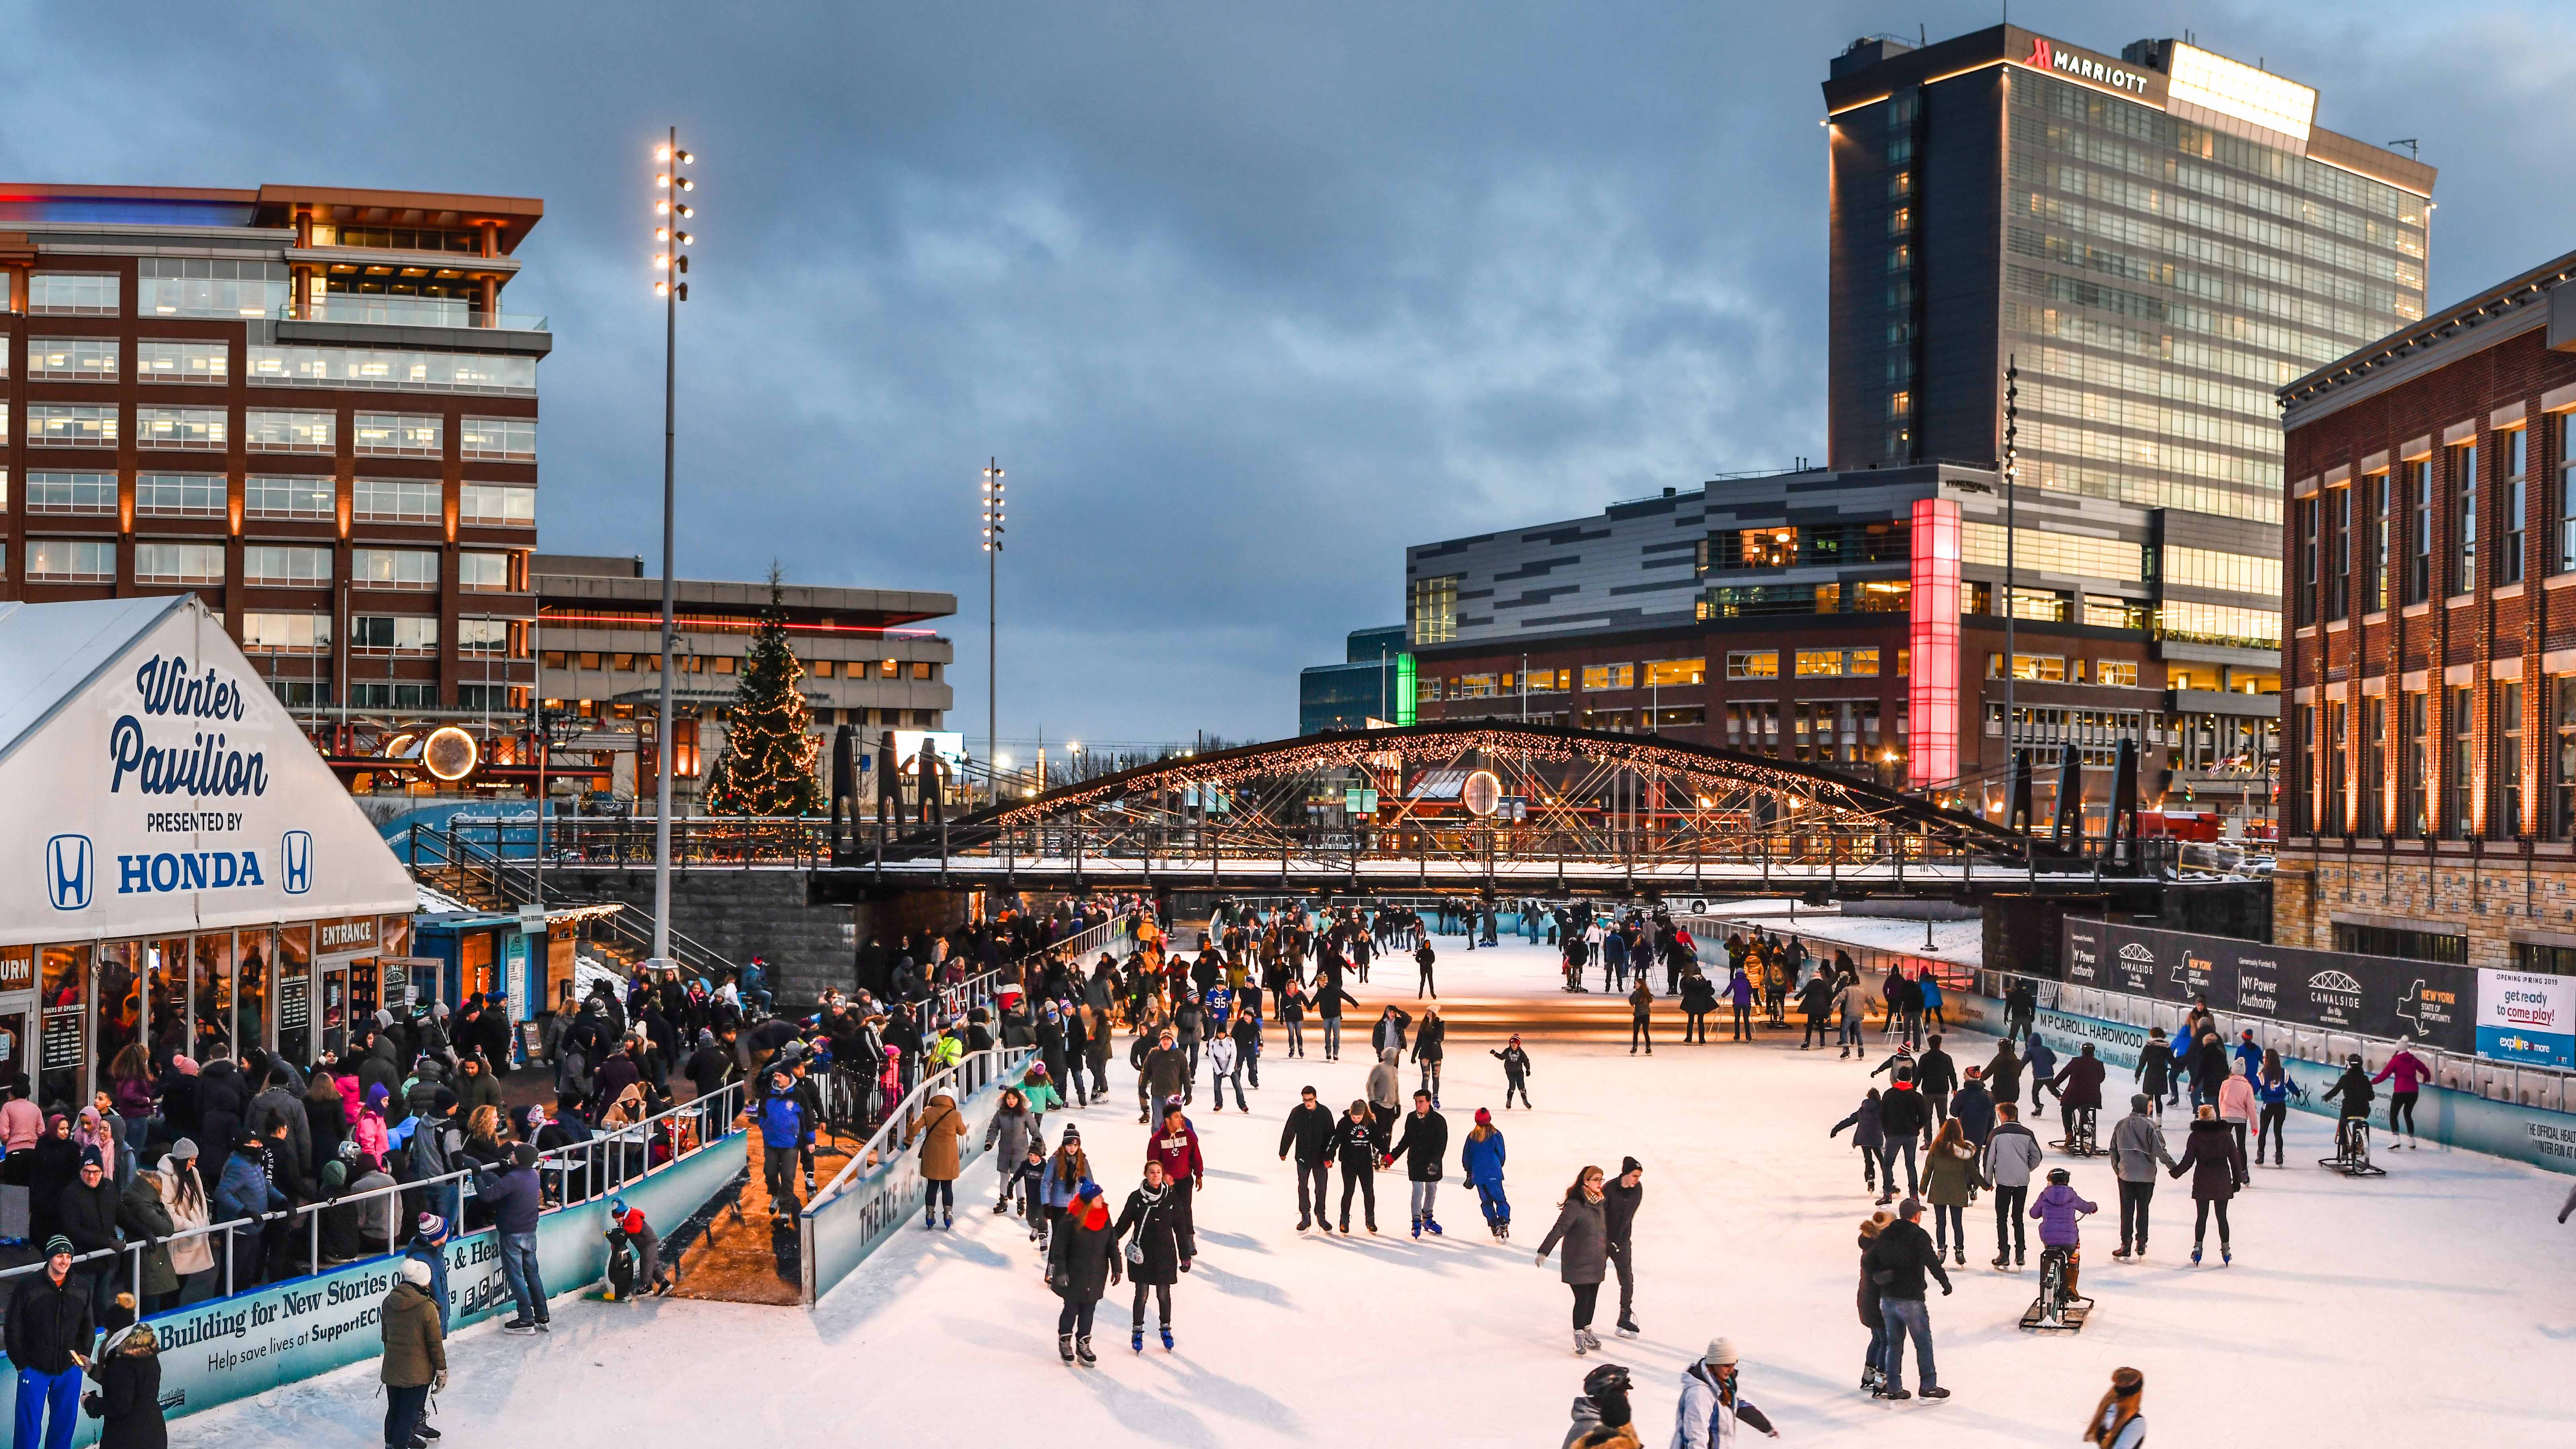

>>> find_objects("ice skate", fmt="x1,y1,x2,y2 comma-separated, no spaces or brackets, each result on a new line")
1426,1219,1442,1236
1076,1336,1097,1365
1161,1326,1175,1351
1132,1328,1145,1353
1573,1330,1589,1356
1059,1334,1076,1363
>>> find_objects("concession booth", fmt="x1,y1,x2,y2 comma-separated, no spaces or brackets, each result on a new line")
0,596,417,1113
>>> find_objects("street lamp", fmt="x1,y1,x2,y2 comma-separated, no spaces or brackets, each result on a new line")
650,129,696,970
981,458,1005,785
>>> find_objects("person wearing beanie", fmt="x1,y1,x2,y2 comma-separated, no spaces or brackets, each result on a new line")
212,1132,287,1291
8,1233,94,1449
1461,1106,1510,1240
381,1254,447,1449
1037,1125,1091,1254
1561,1361,1638,1449
1333,1099,1384,1235
1672,1335,1778,1445
2108,1092,2177,1260
1859,1197,1951,1400
2084,1366,2146,1447
59,1144,121,1305
1603,1157,1644,1337
1044,1176,1120,1365
1491,1035,1534,1109
1277,1086,1335,1232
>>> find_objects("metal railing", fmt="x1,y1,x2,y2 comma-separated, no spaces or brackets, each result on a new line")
0,1080,744,1318
1981,969,2576,1115
396,821,731,978
798,1046,1034,1304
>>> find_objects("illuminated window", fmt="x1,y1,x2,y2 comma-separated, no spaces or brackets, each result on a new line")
27,406,117,447
1581,663,1635,691
460,485,535,527
27,273,119,315
1410,574,1460,646
27,337,117,380
137,258,286,318
1725,651,1778,680
1458,674,1497,697
1642,658,1705,687
2095,660,2139,687
460,417,537,461
246,409,335,452
137,339,228,383
135,408,226,450
355,412,444,458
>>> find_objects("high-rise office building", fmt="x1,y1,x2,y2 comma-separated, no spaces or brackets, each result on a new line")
1822,27,2433,816
0,183,546,741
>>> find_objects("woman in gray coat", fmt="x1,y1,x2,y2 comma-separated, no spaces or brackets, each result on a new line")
1534,1164,1609,1355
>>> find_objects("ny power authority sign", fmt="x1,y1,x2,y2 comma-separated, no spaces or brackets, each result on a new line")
0,596,415,947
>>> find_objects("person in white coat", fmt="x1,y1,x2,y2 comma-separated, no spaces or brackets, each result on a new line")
1671,1337,1778,1446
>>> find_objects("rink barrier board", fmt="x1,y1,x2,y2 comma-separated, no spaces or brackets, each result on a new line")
802,1050,1035,1306
0,1126,747,1442
1951,994,2576,1177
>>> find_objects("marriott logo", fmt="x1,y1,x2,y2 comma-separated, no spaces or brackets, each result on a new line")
2025,35,2151,96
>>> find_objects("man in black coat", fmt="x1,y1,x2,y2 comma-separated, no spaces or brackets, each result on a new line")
1277,1087,1336,1232
56,1148,121,1307
1860,1198,1952,1400
6,1237,94,1446
1384,1091,1449,1238
1914,1035,1959,1124
1602,1156,1646,1337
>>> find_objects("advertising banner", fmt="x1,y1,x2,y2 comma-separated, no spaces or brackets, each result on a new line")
2476,969,2575,1068
2061,918,2478,1053
0,596,416,949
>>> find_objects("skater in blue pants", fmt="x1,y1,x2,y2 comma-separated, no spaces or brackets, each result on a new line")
1461,1108,1510,1240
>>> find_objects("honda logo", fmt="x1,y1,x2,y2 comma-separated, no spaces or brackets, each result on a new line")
281,830,313,896
44,835,93,911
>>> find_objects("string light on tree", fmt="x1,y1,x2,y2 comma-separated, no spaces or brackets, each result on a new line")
702,568,826,817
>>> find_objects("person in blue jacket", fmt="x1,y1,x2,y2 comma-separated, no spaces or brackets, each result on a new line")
1460,1107,1510,1240
212,1133,287,1290
2251,1051,2305,1168
405,1213,453,1317
2024,1036,2059,1119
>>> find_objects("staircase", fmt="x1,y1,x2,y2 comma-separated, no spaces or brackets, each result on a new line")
393,822,733,981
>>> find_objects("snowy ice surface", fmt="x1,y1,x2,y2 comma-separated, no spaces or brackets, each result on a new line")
182,940,2576,1447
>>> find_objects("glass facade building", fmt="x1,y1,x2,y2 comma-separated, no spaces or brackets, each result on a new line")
1825,27,2432,663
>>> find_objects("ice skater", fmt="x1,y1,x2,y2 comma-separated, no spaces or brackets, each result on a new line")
1113,1160,1184,1352
1333,1098,1383,1234
1536,1164,1610,1355
2170,1103,2246,1265
1462,1107,1509,1239
1493,1036,1534,1108
1384,1090,1449,1238
1670,1337,1778,1444
1829,1088,1890,1196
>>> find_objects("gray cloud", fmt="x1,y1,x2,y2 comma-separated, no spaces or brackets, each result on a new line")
0,0,2568,748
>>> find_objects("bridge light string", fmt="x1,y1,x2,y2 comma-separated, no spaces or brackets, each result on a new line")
973,722,2009,849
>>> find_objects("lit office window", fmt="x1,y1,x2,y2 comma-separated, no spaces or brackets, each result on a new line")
245,410,336,452
135,408,227,450
459,417,537,460
27,273,119,315
134,475,226,518
354,413,443,458
27,337,118,380
27,406,117,447
137,339,229,384
137,258,287,318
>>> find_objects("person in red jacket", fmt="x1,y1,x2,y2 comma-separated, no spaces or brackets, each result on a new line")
2370,1047,2431,1148
1147,1096,1204,1268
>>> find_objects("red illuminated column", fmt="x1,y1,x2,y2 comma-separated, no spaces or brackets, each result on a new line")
1908,497,1961,789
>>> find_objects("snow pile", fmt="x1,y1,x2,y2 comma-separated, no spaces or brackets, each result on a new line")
176,941,2576,1447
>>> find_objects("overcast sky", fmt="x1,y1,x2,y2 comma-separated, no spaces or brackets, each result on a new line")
6,1,2572,751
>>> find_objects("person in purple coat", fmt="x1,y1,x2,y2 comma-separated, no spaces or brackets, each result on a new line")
2029,1166,2097,1299
1725,967,1756,1042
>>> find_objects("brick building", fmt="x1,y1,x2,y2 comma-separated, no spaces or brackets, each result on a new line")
2278,246,2576,969
0,182,546,783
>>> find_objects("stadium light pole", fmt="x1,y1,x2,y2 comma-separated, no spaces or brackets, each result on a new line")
981,459,1006,789
651,129,696,967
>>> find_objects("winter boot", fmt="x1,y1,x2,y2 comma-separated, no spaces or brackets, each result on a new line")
1076,1336,1097,1365
1059,1334,1077,1363
1161,1326,1175,1351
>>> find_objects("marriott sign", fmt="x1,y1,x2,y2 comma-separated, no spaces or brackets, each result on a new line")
2024,35,2151,96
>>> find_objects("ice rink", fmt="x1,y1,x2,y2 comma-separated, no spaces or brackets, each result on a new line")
188,938,2576,1447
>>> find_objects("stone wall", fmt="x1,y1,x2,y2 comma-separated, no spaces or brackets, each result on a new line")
544,867,959,1005
2276,851,2576,968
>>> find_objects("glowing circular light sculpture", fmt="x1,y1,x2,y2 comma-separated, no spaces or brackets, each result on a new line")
422,726,480,782
1460,769,1502,818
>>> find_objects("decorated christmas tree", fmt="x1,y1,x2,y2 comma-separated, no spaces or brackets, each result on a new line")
702,568,827,816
